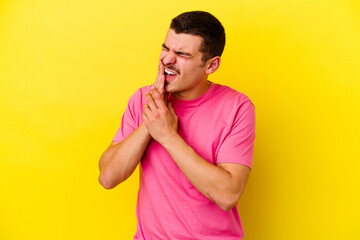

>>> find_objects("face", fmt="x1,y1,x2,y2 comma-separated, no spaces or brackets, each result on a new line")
160,29,211,100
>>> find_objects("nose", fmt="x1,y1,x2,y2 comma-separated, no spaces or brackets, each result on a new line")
161,51,176,66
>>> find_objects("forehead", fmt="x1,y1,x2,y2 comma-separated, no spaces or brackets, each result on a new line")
164,29,203,54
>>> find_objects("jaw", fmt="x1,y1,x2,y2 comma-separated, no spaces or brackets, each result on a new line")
167,76,210,100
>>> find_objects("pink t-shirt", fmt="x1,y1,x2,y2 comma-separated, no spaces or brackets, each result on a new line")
113,83,256,240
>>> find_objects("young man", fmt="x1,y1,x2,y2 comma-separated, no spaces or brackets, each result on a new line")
99,11,255,240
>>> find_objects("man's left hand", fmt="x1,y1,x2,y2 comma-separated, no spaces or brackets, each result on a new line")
142,88,178,144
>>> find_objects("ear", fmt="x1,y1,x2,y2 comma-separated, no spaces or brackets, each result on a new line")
205,56,221,75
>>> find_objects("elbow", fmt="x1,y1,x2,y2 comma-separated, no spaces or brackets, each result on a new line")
216,193,242,212
218,200,238,212
98,172,118,190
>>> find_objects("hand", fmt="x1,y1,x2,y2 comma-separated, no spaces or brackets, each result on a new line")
151,60,166,95
142,88,178,144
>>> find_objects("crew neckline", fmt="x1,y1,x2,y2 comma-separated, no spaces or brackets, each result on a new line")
168,82,217,107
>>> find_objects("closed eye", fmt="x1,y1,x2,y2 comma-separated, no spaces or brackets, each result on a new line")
175,51,192,58
162,43,169,51
162,43,192,58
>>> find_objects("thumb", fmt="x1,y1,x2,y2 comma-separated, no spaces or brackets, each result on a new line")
163,92,169,105
168,101,176,115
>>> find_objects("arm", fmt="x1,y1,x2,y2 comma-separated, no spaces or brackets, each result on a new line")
98,61,167,189
98,123,151,189
143,88,252,211
162,135,250,211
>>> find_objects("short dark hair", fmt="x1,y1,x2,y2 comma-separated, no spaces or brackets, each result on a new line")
170,11,226,63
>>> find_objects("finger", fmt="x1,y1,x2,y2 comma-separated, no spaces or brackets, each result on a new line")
163,92,169,105
153,61,162,90
151,61,162,90
158,62,165,95
151,76,156,89
151,76,155,89
142,113,149,127
168,102,176,115
145,92,157,110
143,104,150,115
151,88,166,109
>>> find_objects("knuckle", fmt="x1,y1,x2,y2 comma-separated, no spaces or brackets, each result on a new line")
151,89,160,96
154,94,161,100
161,108,169,115
153,112,160,118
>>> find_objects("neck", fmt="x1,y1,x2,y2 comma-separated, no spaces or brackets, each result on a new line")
171,80,212,100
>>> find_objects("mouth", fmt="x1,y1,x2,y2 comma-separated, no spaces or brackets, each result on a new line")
164,68,178,82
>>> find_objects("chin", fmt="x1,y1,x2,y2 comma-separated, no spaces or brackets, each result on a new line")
165,81,183,95
164,83,174,93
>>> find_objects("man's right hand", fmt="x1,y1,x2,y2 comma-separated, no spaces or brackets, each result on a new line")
151,60,166,95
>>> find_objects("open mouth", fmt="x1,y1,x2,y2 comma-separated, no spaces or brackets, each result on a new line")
164,68,178,82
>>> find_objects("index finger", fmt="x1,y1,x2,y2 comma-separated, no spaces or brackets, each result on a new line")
157,61,165,95
151,88,167,109
151,60,163,90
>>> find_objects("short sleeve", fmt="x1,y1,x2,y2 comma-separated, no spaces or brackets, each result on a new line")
216,101,256,169
112,89,142,143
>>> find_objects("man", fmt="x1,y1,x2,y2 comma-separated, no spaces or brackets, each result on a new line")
99,11,255,240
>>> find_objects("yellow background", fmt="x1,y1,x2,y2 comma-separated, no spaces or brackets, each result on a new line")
1,0,359,239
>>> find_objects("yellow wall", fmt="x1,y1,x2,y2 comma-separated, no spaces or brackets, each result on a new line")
1,0,359,239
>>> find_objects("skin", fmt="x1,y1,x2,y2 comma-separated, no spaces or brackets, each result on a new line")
153,29,216,100
98,29,251,211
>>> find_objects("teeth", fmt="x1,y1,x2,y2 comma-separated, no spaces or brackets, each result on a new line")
165,69,176,75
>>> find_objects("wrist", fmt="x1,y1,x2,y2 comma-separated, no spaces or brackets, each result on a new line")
139,122,151,139
160,131,181,150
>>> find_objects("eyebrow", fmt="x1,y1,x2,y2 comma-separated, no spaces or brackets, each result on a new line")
162,43,193,57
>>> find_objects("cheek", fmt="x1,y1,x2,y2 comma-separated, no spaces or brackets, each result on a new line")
179,61,193,73
159,51,166,60
184,65,200,76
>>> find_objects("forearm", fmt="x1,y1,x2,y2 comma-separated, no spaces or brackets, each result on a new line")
98,123,151,189
161,134,239,211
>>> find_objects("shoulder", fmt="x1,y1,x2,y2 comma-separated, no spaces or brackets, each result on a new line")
127,85,152,104
130,85,152,98
212,84,256,135
211,83,255,109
